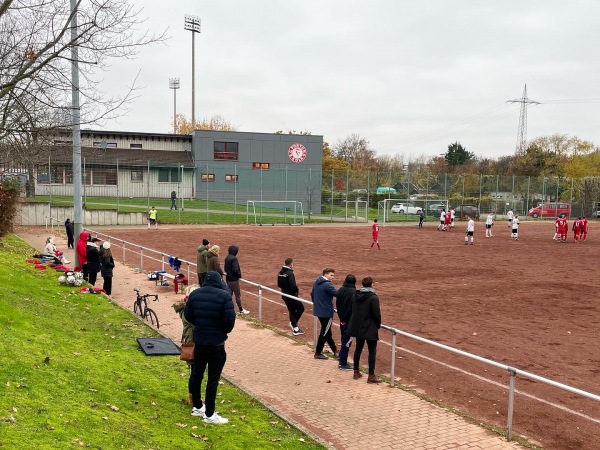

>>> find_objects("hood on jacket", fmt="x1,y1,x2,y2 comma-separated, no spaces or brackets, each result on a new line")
208,245,220,256
315,275,331,286
204,271,226,289
355,287,376,301
228,245,239,256
78,232,89,242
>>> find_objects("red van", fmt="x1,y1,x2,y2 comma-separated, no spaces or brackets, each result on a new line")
527,202,571,218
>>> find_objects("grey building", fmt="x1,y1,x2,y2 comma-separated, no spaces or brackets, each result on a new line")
191,130,323,213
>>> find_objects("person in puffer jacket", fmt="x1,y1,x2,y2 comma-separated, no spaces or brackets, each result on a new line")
184,271,236,425
348,276,382,384
310,267,338,360
76,232,90,281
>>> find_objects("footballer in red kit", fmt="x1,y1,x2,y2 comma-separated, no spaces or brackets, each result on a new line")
581,216,588,240
371,219,381,250
556,215,568,242
572,217,582,242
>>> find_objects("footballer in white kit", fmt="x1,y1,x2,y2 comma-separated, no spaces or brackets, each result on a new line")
464,216,475,245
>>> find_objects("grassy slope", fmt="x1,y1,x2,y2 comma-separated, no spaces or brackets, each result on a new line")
0,234,323,450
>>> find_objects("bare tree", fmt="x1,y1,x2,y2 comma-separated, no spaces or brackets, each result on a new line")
0,0,166,140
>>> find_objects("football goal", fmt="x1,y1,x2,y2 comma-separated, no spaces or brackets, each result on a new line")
343,199,369,222
246,201,305,225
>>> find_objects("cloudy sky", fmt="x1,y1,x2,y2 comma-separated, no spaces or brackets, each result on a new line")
100,0,600,160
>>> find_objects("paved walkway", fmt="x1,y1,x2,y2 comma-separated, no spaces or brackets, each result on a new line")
18,230,523,450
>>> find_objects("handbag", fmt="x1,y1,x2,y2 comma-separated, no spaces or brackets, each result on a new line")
179,343,195,361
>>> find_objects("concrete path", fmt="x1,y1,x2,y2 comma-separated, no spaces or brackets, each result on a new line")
17,229,523,450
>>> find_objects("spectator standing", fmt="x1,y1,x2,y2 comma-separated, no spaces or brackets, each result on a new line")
173,284,200,406
311,268,338,360
171,190,177,210
278,258,305,336
224,245,249,314
76,232,90,281
65,218,74,248
464,216,475,245
148,206,158,229
485,212,494,238
511,214,520,240
205,245,224,278
348,276,382,383
196,239,210,285
86,238,102,285
100,242,115,297
370,219,381,249
184,271,236,424
418,209,424,228
336,274,356,371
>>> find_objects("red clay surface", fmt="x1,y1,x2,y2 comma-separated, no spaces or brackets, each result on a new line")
102,221,600,450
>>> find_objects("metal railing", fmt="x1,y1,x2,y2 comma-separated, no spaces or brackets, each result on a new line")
44,216,63,233
86,228,600,442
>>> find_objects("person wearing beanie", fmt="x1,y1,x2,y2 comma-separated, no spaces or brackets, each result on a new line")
224,245,249,315
196,239,210,285
205,245,224,277
100,241,115,297
336,274,357,371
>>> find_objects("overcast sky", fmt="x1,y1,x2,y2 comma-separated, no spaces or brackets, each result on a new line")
100,0,600,160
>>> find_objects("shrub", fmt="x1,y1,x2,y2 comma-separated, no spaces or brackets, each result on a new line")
0,178,21,237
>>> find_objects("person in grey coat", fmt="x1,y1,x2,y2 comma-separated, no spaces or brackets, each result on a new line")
348,276,381,383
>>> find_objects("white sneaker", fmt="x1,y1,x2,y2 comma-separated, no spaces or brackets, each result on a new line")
203,412,229,424
63,260,71,264
240,309,250,315
191,405,206,417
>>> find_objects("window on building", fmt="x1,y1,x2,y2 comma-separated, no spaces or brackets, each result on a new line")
225,174,238,182
252,162,270,170
50,166,64,184
130,143,143,149
213,141,239,160
93,141,118,148
201,173,215,182
131,170,143,183
157,168,181,183
36,167,49,184
81,167,117,185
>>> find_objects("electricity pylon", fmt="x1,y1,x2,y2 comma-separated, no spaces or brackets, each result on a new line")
507,84,540,154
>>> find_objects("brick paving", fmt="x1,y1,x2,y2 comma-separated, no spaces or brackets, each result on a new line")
18,230,523,450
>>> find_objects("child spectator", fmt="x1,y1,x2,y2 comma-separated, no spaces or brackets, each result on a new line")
100,242,115,297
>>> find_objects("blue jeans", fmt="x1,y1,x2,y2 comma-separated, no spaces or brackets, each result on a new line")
338,322,352,366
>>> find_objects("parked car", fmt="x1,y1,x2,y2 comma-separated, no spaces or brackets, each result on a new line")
527,202,571,218
352,188,368,194
427,203,446,214
592,211,600,218
453,205,480,220
391,203,422,214
376,187,397,195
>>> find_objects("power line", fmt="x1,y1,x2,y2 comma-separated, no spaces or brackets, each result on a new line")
507,84,540,155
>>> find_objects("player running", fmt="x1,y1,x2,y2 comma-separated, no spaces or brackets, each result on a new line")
511,214,520,240
370,219,381,250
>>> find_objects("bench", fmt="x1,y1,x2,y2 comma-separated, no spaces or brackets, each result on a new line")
151,271,188,294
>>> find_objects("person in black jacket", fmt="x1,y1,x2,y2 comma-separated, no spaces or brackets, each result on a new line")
86,238,102,286
224,245,249,314
184,271,236,425
65,218,74,248
348,276,382,383
277,258,304,336
100,242,115,297
336,274,356,371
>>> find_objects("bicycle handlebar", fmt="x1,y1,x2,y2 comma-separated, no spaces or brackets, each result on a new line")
133,288,158,301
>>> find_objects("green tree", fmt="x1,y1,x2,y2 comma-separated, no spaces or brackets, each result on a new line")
322,142,347,171
444,142,474,166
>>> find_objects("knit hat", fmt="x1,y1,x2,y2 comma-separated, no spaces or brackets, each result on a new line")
208,245,220,256
102,242,111,249
202,239,210,246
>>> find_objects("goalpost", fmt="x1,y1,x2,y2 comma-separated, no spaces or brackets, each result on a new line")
246,201,305,226
344,199,369,222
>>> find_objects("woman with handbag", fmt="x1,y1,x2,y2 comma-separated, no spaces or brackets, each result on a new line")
173,285,199,405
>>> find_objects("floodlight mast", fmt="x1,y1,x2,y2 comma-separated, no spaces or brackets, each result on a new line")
184,15,201,129
169,78,180,133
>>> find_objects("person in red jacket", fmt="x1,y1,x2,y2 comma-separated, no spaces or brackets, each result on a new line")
76,232,90,281
572,217,582,242
581,216,589,241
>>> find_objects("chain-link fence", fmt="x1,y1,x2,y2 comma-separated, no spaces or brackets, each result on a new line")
3,159,600,223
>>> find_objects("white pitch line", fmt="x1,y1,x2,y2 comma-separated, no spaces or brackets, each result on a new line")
242,288,600,425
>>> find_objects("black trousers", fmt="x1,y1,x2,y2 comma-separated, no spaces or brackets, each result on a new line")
283,297,304,328
316,317,336,354
88,269,98,286
191,344,227,418
198,272,207,286
103,276,112,296
353,338,378,374
227,280,242,310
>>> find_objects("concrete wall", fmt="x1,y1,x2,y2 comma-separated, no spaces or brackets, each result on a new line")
16,204,145,226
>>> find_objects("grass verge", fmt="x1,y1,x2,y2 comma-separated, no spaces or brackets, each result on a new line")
0,234,324,450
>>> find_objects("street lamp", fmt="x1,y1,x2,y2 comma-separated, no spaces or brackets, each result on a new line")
169,78,180,134
184,14,201,128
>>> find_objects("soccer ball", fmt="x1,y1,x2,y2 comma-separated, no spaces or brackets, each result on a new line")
58,276,67,285
74,272,83,280
66,275,75,285
73,279,83,287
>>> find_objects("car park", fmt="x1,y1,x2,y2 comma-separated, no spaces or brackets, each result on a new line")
453,205,480,219
427,203,446,214
391,203,422,214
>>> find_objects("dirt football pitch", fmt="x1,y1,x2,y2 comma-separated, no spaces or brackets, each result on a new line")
103,220,600,450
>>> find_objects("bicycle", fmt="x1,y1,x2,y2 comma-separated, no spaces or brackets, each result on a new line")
133,288,160,328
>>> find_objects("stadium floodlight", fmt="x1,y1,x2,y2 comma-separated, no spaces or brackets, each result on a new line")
184,15,201,127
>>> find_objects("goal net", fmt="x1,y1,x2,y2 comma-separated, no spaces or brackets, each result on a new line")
246,201,305,225
343,199,369,222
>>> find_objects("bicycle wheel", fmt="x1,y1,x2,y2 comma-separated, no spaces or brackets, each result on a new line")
145,308,160,329
133,300,142,317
